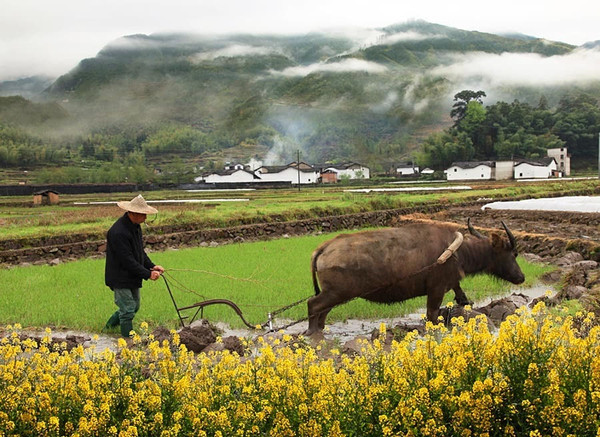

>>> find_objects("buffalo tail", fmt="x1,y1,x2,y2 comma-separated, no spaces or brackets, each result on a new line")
311,246,325,295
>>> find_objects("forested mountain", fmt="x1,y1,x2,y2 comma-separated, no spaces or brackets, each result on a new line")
1,20,599,183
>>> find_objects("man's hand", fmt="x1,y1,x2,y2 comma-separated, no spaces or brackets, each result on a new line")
150,265,164,281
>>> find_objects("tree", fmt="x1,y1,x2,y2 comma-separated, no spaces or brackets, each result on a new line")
553,93,600,159
456,101,487,155
416,131,474,169
450,90,486,125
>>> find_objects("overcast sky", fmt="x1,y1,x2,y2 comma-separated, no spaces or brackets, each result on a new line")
1,0,599,81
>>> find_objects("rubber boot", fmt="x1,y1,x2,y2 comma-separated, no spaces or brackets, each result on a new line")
120,319,134,338
105,312,120,328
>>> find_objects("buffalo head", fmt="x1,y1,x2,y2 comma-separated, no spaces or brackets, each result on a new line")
467,219,525,285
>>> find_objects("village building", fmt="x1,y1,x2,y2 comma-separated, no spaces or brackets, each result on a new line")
255,162,319,185
445,161,495,181
195,168,259,184
33,189,60,205
546,147,570,176
514,157,557,179
195,160,369,185
445,156,564,181
395,163,419,176
318,162,370,181
494,160,515,180
319,169,338,184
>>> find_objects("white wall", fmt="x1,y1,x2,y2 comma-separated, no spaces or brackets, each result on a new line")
446,165,492,181
396,166,419,176
257,167,318,184
200,170,256,183
328,166,370,179
547,148,570,176
514,162,556,179
495,161,514,180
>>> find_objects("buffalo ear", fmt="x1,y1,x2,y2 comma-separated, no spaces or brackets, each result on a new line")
491,232,503,249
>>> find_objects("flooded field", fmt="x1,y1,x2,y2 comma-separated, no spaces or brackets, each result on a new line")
483,195,600,213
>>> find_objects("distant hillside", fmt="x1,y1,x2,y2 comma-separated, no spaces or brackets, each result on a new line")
582,40,600,49
0,75,55,99
0,96,67,125
1,20,599,174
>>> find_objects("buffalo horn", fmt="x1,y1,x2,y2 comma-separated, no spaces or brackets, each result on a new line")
437,232,464,264
501,221,517,249
467,218,485,239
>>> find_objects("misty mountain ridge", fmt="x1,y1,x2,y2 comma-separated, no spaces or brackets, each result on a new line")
2,20,599,168
0,75,55,99
582,40,600,50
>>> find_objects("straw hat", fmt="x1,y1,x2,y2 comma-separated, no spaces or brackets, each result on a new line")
117,195,158,214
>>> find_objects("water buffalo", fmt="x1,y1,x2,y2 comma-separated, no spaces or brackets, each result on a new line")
305,220,525,335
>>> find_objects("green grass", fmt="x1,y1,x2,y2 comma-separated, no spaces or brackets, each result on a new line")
0,232,554,333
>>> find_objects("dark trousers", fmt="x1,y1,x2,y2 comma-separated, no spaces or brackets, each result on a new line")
106,288,140,337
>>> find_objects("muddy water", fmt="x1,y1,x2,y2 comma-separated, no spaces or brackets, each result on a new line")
218,284,555,344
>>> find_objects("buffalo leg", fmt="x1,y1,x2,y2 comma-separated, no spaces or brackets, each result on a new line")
453,285,473,306
317,308,332,330
426,288,446,323
306,293,347,335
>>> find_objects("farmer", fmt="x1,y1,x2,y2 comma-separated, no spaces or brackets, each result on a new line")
104,194,164,337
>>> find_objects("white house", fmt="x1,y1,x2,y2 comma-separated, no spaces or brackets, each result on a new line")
445,161,495,181
546,148,570,176
396,163,419,176
514,158,557,179
255,162,319,184
421,168,435,175
195,168,259,183
322,162,370,180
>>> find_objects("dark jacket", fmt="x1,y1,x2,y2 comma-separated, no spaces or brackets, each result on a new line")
105,213,155,290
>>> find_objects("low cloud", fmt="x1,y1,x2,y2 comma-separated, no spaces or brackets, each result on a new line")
272,58,387,77
402,75,431,113
320,27,385,48
381,31,442,45
190,44,281,62
431,48,600,86
104,35,164,51
370,90,399,112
